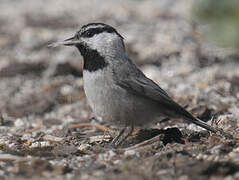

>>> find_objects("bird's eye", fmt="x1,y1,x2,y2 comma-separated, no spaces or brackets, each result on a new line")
81,30,95,38
86,31,92,37
76,33,80,39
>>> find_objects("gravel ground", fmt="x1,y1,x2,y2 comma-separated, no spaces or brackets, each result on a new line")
0,0,239,180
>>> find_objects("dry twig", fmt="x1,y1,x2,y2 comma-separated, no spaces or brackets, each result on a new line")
68,123,116,135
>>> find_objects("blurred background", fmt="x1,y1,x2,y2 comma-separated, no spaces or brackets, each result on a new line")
0,0,239,179
193,0,239,49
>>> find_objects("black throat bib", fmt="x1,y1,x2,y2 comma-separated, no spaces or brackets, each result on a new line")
76,44,108,72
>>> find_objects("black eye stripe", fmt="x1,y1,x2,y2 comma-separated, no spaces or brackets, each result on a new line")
75,23,124,39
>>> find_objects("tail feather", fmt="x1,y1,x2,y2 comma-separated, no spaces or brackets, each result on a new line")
187,117,233,139
171,102,232,138
189,117,217,133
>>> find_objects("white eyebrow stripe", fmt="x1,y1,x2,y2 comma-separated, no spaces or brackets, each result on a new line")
84,24,105,31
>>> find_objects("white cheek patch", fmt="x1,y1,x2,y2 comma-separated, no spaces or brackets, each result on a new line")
82,32,117,50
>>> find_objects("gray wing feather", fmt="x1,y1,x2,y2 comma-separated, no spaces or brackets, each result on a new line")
114,59,230,136
117,73,195,120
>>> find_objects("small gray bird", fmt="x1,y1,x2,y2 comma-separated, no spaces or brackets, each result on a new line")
50,23,228,147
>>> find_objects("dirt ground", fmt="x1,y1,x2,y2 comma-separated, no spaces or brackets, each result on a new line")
0,0,239,180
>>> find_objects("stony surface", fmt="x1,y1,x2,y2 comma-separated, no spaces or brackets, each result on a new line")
0,0,239,179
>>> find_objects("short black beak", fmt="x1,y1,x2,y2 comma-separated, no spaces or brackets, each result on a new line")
48,36,81,47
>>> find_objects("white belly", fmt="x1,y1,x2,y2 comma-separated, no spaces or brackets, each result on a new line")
83,69,160,127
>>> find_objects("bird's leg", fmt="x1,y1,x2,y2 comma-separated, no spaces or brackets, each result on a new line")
115,124,134,147
113,121,134,148
110,128,125,147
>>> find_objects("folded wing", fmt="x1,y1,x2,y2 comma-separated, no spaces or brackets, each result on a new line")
115,61,224,134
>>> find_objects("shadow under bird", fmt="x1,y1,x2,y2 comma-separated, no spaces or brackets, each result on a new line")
49,23,230,147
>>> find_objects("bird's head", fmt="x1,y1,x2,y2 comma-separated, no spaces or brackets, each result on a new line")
50,23,125,59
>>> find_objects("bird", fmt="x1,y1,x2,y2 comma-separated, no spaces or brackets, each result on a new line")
49,23,230,147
